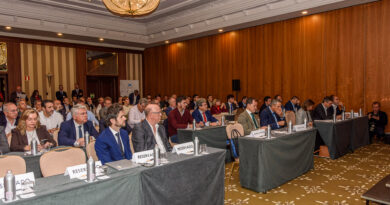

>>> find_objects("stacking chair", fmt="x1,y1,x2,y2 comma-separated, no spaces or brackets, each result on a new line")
285,111,296,125
52,129,59,145
225,123,244,182
86,140,99,161
0,155,26,177
129,132,135,154
40,147,86,177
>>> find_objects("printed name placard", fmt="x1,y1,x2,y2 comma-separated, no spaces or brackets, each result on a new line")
250,129,265,138
172,142,194,154
131,150,154,164
64,161,102,179
293,124,307,132
0,172,35,199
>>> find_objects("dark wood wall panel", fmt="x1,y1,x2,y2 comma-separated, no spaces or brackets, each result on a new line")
144,0,390,121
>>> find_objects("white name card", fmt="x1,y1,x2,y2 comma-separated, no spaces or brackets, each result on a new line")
293,124,307,132
0,172,35,199
64,161,102,179
250,129,265,138
172,142,194,154
131,150,154,164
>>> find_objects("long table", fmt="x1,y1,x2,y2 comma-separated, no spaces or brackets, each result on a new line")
1,147,226,205
238,128,317,193
362,174,390,204
314,116,369,159
177,126,233,162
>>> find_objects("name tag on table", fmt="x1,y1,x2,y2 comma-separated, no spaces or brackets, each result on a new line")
131,150,154,164
293,124,307,132
250,129,265,138
0,172,35,199
64,161,102,179
172,142,194,154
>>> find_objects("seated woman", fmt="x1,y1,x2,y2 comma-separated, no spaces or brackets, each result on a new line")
210,99,228,115
295,99,314,126
10,109,57,152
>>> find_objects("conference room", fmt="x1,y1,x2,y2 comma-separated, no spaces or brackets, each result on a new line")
0,0,389,204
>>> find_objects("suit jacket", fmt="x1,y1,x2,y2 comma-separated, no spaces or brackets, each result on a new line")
168,108,193,136
238,101,247,109
210,106,227,115
260,107,285,130
129,93,140,105
95,128,132,165
71,89,83,98
238,110,260,135
10,91,28,103
225,102,237,112
295,108,313,125
312,104,332,120
0,112,19,127
328,105,342,116
192,109,217,123
56,91,68,101
0,126,9,154
132,120,172,153
58,120,98,146
285,101,297,112
259,104,268,113
165,106,174,116
57,109,66,121
10,126,57,152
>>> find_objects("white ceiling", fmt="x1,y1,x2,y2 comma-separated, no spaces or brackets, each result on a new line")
0,0,378,50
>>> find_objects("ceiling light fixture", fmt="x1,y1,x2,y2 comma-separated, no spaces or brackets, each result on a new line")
99,38,104,42
5,26,12,30
301,10,308,15
102,0,160,17
218,29,223,33
165,40,169,44
57,32,63,37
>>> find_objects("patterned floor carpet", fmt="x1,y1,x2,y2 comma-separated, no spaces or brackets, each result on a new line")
224,142,390,205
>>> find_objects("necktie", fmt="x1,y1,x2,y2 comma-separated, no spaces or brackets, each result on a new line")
78,126,83,139
202,112,207,122
230,104,233,112
272,112,280,128
116,133,124,157
250,113,258,129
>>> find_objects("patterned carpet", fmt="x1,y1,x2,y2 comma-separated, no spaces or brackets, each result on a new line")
224,142,390,205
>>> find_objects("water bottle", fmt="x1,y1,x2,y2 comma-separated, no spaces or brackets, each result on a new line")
351,109,354,119
304,118,307,128
221,115,225,126
342,111,345,120
333,113,336,123
31,138,37,156
359,108,362,117
266,125,271,139
87,156,95,182
84,131,90,148
194,136,200,156
4,170,16,201
288,121,292,133
153,145,160,166
192,119,196,131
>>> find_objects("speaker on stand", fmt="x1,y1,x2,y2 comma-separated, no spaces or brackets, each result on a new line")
232,79,240,102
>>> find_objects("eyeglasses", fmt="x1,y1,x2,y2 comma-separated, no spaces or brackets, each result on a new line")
151,112,162,115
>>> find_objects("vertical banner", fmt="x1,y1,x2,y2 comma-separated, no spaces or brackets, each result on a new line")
120,80,139,97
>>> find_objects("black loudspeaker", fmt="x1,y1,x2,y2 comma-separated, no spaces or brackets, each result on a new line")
232,79,240,91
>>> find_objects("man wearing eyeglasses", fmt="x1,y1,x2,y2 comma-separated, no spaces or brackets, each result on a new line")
0,103,19,137
132,104,172,153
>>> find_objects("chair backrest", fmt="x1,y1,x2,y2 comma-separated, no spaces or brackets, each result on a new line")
0,155,26,177
285,111,296,125
86,140,98,161
129,132,135,154
226,123,244,139
95,125,100,133
40,147,86,177
52,130,59,145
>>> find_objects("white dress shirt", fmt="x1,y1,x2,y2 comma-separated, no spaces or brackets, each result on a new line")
39,111,64,130
5,117,16,135
146,120,166,153
109,127,124,152
26,130,39,145
128,106,145,128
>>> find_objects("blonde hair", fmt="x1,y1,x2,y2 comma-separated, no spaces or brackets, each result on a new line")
16,109,41,136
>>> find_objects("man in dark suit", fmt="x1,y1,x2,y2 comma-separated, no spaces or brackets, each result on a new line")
58,104,98,146
129,90,140,105
164,97,176,116
312,96,333,120
132,104,172,153
192,98,219,126
368,101,388,142
10,86,28,103
260,96,271,113
274,94,285,110
225,94,238,113
95,103,132,164
71,83,83,99
260,99,286,130
238,96,248,109
328,95,343,116
285,96,299,112
56,84,68,102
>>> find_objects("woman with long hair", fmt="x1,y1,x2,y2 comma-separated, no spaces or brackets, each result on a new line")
10,109,56,152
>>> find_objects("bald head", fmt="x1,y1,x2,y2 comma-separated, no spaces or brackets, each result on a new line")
145,104,161,125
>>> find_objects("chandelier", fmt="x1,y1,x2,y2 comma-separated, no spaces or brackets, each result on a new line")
102,0,160,17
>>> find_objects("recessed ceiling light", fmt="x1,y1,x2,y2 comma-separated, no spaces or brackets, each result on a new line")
5,26,12,30
99,38,104,42
165,40,169,44
218,29,223,32
301,10,308,15
57,32,63,37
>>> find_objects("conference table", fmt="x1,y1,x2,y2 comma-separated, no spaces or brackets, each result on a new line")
238,128,317,193
1,147,226,205
361,174,390,204
177,126,233,162
314,116,369,159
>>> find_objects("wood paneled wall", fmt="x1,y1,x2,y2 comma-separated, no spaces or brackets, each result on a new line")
144,0,390,116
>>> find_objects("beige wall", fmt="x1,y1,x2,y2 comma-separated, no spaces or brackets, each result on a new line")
125,53,143,96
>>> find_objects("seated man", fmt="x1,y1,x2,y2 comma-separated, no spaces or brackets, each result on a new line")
274,95,285,110
192,98,218,126
0,103,19,137
39,100,63,134
260,99,286,130
66,100,99,126
95,103,132,164
127,98,147,128
259,96,271,113
285,96,299,112
312,96,333,120
225,94,238,113
0,126,9,154
329,95,343,116
34,100,43,113
132,104,172,153
58,104,98,147
238,96,248,109
238,98,263,135
368,101,388,143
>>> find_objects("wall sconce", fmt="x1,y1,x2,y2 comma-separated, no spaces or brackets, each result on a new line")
47,72,53,87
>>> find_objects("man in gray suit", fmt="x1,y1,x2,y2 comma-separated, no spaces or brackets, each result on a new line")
132,104,172,153
237,98,265,135
0,126,10,154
